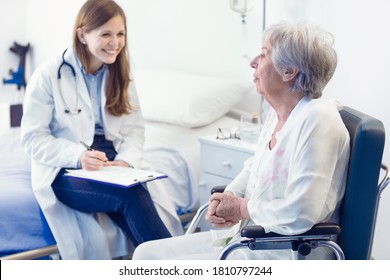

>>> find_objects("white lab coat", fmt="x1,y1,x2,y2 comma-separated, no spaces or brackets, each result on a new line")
20,48,182,259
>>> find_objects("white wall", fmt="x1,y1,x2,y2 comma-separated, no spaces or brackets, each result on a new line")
24,0,82,70
122,0,263,113
124,0,262,79
0,0,389,259
0,0,27,104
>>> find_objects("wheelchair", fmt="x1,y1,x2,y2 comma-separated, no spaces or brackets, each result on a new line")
186,106,389,260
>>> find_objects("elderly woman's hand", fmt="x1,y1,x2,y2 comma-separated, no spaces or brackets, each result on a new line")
206,198,239,228
210,192,250,223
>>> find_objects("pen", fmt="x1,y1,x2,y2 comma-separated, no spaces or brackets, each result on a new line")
80,140,108,163
80,140,93,151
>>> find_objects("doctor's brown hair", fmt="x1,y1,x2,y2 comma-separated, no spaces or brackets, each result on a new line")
72,0,132,116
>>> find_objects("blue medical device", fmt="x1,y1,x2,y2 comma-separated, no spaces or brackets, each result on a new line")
3,42,30,90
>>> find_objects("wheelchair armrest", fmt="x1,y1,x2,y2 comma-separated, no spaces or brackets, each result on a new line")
218,223,344,260
211,185,227,194
185,185,227,234
241,222,341,239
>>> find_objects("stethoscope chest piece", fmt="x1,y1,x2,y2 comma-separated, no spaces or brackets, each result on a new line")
64,108,82,114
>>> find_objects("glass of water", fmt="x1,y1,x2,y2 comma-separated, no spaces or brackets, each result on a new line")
239,112,261,145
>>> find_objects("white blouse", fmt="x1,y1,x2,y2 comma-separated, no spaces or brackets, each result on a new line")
226,96,350,235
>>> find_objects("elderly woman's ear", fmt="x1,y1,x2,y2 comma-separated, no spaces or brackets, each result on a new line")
282,67,299,82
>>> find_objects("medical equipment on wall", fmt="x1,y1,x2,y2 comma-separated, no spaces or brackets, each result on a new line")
3,42,30,90
229,0,254,24
57,49,82,115
229,0,255,62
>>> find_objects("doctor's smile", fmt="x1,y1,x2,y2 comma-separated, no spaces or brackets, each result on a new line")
77,14,125,73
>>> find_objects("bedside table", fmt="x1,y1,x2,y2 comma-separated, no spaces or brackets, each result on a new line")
198,135,255,230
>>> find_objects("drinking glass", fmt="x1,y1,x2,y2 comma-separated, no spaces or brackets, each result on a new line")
239,112,261,145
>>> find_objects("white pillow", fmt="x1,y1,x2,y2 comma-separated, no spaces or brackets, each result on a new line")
135,68,252,128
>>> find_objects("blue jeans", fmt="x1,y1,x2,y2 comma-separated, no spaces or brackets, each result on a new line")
52,135,171,247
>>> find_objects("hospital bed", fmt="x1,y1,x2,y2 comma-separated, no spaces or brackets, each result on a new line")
0,129,57,259
0,68,253,259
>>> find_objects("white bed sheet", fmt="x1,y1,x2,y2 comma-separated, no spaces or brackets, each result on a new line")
143,115,240,213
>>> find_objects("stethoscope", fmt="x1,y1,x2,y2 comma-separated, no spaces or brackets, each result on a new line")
57,49,82,114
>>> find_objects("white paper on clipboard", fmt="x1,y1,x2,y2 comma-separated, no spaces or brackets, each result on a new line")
64,166,167,188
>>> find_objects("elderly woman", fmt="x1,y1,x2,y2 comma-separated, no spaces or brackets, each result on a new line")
132,21,350,260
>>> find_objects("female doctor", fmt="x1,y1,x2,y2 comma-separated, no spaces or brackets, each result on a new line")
21,0,182,260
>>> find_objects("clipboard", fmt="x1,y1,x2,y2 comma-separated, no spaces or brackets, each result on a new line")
64,166,167,188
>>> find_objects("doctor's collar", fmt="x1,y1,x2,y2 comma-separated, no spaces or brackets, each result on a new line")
75,55,107,76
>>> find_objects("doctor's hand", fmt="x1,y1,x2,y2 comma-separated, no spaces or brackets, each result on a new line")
105,160,130,168
81,150,108,171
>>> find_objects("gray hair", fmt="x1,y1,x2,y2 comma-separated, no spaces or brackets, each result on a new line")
263,21,337,99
